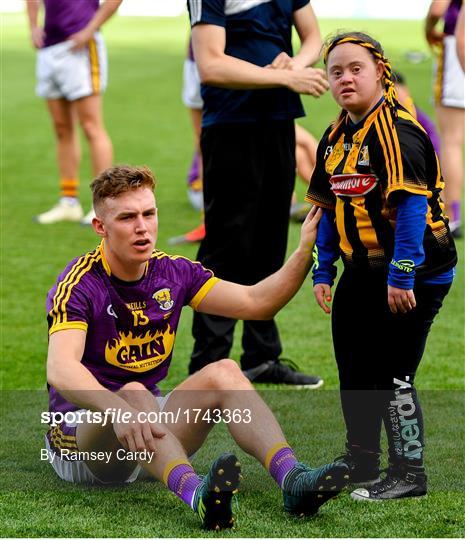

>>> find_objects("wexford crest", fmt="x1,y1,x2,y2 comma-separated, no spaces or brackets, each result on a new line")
153,288,174,311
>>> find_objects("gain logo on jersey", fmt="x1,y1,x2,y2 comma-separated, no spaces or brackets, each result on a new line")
105,327,175,372
153,288,174,311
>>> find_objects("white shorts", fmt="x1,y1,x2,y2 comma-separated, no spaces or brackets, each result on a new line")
433,35,465,109
36,32,108,101
44,393,171,485
182,58,203,110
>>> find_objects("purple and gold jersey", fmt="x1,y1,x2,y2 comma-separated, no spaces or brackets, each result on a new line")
43,0,99,47
46,242,218,413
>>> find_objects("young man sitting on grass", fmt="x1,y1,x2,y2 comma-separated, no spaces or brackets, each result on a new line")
44,165,349,530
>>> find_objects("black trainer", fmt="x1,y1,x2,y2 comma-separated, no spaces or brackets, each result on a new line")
351,469,427,501
242,359,323,388
334,448,380,487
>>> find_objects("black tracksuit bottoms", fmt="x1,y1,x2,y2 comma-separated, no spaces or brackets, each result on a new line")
190,120,296,373
332,268,451,471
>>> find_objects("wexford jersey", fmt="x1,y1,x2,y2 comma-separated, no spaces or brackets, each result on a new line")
43,0,99,47
305,99,457,276
46,242,218,413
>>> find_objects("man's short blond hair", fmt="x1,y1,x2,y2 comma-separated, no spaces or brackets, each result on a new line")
91,165,156,209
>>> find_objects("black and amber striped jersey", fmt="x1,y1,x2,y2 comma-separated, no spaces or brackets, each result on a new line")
305,99,457,277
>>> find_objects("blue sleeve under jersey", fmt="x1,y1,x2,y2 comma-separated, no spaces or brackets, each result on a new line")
312,208,339,286
388,193,427,289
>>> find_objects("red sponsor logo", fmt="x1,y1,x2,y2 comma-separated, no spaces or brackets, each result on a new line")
330,174,378,197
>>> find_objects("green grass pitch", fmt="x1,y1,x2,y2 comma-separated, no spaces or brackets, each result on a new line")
1,13,464,538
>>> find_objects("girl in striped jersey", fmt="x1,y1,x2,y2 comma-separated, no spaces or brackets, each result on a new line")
306,31,457,501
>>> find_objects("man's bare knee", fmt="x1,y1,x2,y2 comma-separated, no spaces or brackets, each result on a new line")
201,359,252,390
117,381,151,397
117,381,158,412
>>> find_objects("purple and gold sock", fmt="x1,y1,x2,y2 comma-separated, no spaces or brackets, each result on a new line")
265,442,298,488
163,459,201,508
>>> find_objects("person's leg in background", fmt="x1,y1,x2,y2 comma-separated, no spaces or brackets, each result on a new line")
241,120,322,387
173,106,205,244
186,107,204,214
434,34,465,238
240,120,294,372
170,56,205,245
190,123,265,374
75,94,112,179
35,98,83,224
436,105,464,237
75,34,113,225
75,92,113,224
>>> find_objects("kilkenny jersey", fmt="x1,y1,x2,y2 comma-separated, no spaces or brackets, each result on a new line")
305,99,457,276
46,241,218,413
